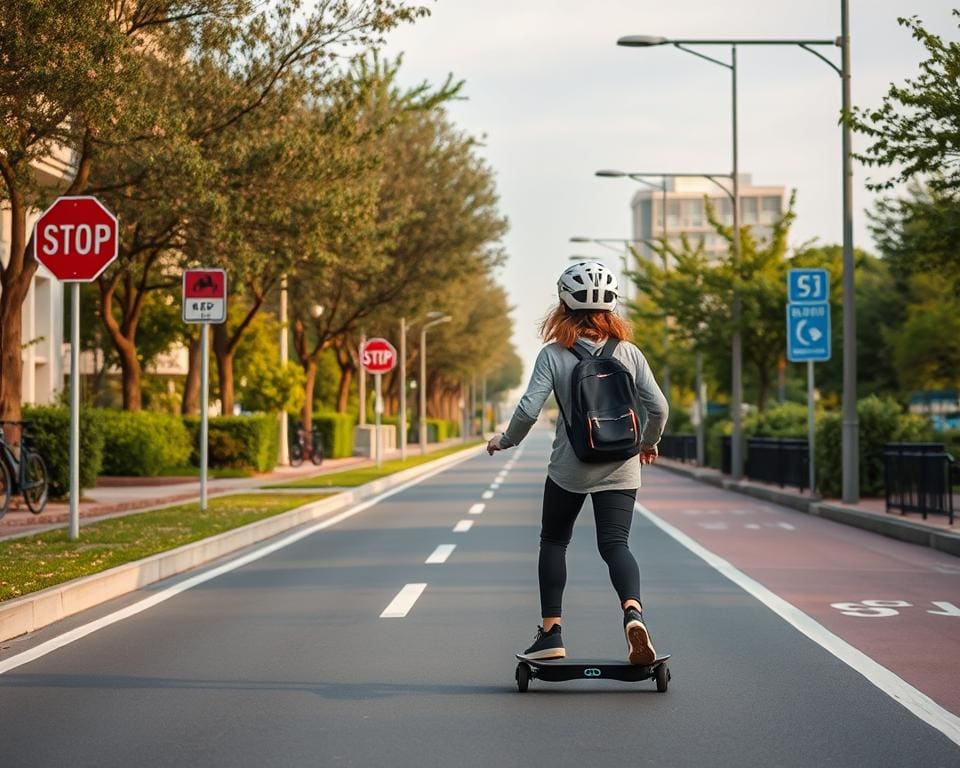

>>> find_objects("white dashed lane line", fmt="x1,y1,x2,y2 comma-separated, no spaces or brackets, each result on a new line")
380,583,428,618
453,520,474,533
469,503,485,515
425,544,456,564
481,490,494,500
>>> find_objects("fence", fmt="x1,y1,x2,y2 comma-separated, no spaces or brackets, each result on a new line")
658,434,697,463
883,442,956,525
718,435,809,492
746,437,809,492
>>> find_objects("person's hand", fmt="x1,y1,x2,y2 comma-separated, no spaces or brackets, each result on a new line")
487,433,507,456
639,445,658,465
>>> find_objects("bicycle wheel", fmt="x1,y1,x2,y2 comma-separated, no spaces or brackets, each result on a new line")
289,442,304,467
311,442,324,466
22,450,49,514
0,459,10,520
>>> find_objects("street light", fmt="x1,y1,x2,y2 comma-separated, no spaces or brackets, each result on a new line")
615,14,855,499
420,311,452,455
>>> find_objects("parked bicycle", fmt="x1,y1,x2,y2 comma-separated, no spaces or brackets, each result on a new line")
289,426,324,467
0,420,50,519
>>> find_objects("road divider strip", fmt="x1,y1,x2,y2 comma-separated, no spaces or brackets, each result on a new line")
453,520,474,532
469,503,485,515
425,544,456,564
482,490,494,500
635,501,960,749
380,584,428,619
0,443,485,656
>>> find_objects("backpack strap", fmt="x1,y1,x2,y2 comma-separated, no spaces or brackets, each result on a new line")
600,338,620,358
567,342,589,361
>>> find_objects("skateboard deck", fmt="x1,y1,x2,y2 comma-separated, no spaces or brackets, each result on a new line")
514,654,671,692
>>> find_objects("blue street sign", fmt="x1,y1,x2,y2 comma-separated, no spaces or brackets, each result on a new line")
787,303,831,362
788,268,829,304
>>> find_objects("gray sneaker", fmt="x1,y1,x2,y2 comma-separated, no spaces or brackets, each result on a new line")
624,607,656,665
519,624,566,660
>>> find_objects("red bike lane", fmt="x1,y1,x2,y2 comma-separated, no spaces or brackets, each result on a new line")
637,467,960,716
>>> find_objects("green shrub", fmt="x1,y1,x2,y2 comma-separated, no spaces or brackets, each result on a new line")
705,417,732,469
21,406,105,497
942,430,960,460
185,414,279,472
743,402,810,438
97,409,191,476
312,412,356,459
816,395,934,497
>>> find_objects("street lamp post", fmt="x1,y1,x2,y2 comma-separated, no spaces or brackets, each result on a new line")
616,19,855,496
419,312,452,455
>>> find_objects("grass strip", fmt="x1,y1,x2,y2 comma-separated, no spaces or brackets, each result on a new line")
274,441,483,489
157,466,254,479
0,493,329,602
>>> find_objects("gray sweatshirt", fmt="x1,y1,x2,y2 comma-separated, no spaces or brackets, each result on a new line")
503,337,668,494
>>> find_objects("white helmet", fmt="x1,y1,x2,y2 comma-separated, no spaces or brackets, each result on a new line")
558,261,619,311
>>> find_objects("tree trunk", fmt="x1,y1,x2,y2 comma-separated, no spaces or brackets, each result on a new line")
0,200,35,423
117,342,142,411
181,332,201,416
213,323,235,416
302,359,318,432
336,366,353,413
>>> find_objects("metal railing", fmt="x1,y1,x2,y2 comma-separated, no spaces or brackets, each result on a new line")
883,442,955,525
745,437,809,492
658,434,697,463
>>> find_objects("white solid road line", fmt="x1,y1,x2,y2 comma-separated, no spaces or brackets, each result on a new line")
453,520,474,532
469,503,485,515
635,501,960,749
0,450,479,676
380,583,428,618
425,544,456,564
481,490,494,500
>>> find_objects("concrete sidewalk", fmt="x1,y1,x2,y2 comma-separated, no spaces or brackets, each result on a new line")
656,457,960,557
0,440,467,540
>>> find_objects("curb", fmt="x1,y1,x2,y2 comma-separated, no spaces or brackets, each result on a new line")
0,444,484,644
655,460,960,558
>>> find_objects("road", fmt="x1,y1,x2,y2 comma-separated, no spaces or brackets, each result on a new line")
1,427,958,767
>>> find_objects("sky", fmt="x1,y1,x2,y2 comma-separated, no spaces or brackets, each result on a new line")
383,1,957,383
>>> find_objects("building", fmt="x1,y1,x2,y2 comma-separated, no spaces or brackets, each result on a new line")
630,174,786,267
0,145,76,406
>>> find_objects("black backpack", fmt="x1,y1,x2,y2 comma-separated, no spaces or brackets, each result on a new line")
557,339,642,463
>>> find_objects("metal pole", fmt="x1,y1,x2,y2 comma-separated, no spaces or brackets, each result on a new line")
808,360,816,493
200,322,209,511
661,177,671,430
358,332,367,427
481,375,487,435
695,350,705,466
840,0,859,503
419,328,427,455
470,374,477,438
69,282,80,541
374,373,382,469
730,44,744,481
399,318,407,460
278,274,289,466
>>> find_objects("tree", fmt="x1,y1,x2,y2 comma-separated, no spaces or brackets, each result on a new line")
850,12,960,198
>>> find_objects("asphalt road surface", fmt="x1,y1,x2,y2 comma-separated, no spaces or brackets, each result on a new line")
1,427,958,767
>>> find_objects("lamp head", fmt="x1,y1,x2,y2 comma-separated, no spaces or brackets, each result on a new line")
617,35,669,47
595,169,626,178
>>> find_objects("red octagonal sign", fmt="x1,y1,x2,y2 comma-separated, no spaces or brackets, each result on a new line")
34,196,119,282
361,338,397,374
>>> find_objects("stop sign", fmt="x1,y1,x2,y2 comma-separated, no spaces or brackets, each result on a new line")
33,196,118,281
361,338,397,374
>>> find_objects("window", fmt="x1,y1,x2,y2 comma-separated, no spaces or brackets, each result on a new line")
760,196,782,224
741,197,759,224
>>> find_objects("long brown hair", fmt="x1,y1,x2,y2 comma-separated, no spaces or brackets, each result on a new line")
539,302,632,348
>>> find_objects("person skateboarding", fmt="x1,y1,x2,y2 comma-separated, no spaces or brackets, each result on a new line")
487,261,668,665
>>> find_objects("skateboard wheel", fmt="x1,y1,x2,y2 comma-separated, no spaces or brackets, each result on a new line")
516,662,530,693
655,663,669,693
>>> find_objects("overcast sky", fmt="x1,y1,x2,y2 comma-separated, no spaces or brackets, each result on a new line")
384,1,957,381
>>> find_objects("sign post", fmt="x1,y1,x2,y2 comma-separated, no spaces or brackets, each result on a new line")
360,338,397,469
33,196,119,540
787,268,831,494
183,269,227,511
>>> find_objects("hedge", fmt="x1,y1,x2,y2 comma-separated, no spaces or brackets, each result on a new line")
21,406,105,497
185,414,279,473
312,412,355,459
96,409,191,477
817,395,931,498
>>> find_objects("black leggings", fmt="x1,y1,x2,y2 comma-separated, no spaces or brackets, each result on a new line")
539,477,641,618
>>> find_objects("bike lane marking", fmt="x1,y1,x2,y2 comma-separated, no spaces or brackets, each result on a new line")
635,499,960,748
